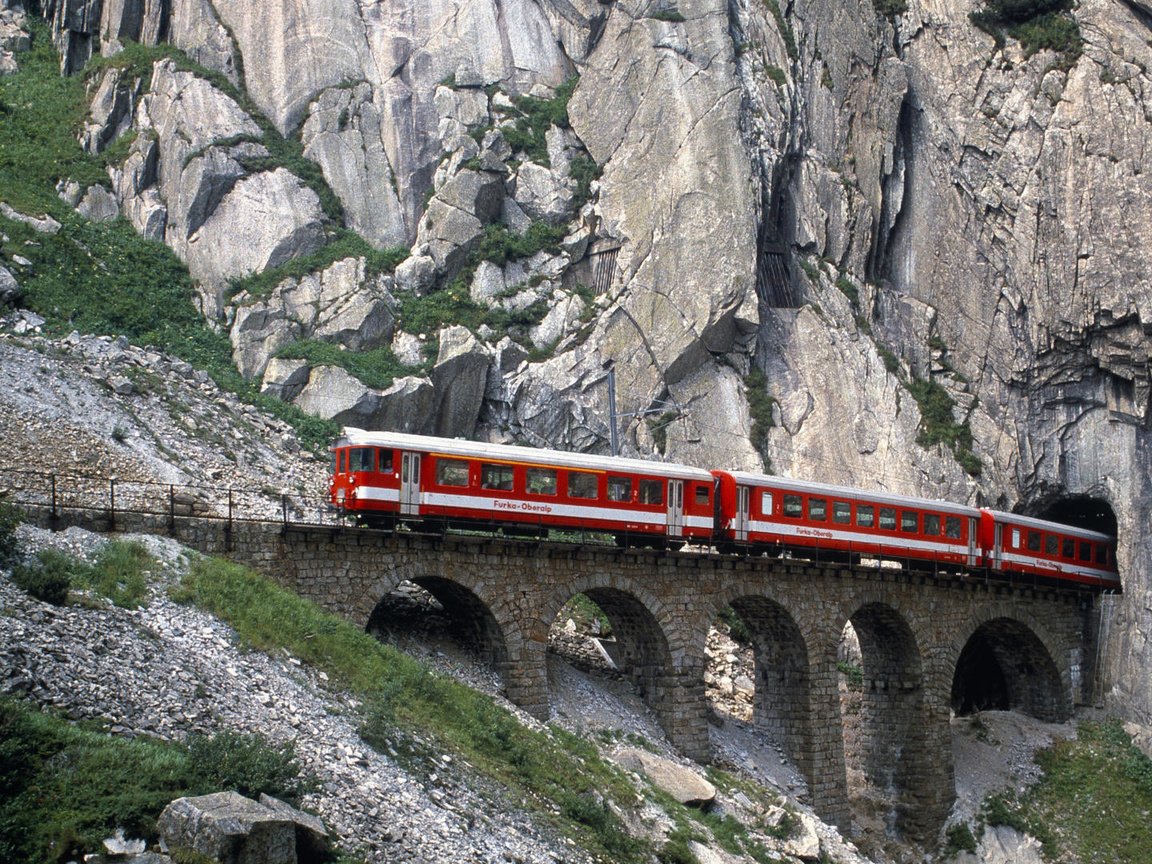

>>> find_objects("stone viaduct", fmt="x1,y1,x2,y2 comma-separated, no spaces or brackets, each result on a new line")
20,498,1107,841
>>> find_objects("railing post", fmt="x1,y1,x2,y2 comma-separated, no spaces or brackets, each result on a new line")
169,484,176,535
109,477,116,532
50,474,58,528
226,488,234,551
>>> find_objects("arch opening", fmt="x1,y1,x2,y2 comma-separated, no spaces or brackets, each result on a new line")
950,618,1067,723
546,588,677,741
838,603,929,845
366,577,509,678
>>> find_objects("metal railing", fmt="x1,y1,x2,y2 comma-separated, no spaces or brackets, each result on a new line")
0,467,347,533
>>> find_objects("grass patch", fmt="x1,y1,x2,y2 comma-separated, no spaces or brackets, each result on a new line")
275,340,418,391
0,697,316,863
762,0,798,62
872,0,907,19
905,376,981,477
170,557,650,861
11,541,154,608
983,721,1152,862
0,500,23,566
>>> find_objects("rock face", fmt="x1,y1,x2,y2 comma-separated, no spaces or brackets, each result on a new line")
158,792,299,864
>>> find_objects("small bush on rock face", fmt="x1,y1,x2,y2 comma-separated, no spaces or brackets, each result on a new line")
11,549,75,606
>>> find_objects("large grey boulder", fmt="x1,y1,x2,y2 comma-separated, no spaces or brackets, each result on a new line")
157,791,297,864
428,325,491,437
0,265,21,307
417,168,505,276
612,747,716,807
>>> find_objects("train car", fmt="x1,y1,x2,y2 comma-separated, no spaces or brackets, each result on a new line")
979,510,1119,588
712,470,982,568
330,428,716,545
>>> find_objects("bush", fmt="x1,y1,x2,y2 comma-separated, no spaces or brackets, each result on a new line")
187,730,314,807
0,500,22,566
10,549,75,605
969,0,1081,65
944,821,978,855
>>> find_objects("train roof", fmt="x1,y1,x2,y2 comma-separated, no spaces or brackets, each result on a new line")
338,429,714,482
982,509,1114,541
717,470,981,517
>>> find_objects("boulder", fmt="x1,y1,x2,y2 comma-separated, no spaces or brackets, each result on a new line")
76,185,120,222
80,66,139,154
512,161,575,225
258,794,331,863
428,325,491,437
0,265,22,308
157,791,297,864
612,747,716,807
261,357,312,403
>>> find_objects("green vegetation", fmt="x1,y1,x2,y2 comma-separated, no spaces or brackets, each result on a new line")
943,821,978,856
872,0,908,20
170,557,651,861
764,65,787,87
186,730,314,807
836,660,863,690
501,77,578,166
835,275,859,311
743,368,777,473
276,341,418,391
560,593,613,637
227,234,408,302
719,607,753,645
0,500,22,566
905,376,981,476
763,0,798,62
0,697,315,864
10,541,155,608
649,9,687,23
978,721,1152,862
970,0,1082,66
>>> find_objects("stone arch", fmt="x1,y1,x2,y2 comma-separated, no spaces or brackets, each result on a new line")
837,600,934,840
541,576,686,748
949,610,1070,722
352,563,525,708
717,592,814,779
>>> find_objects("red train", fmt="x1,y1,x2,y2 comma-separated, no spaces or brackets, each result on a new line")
330,429,1120,589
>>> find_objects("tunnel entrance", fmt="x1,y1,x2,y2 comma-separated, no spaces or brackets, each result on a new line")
1033,495,1117,537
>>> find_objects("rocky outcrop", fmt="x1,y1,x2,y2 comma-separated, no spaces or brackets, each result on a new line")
158,792,302,864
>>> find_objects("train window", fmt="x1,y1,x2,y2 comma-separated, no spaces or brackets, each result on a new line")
568,471,599,499
901,511,919,533
1079,541,1092,562
379,449,394,473
1011,529,1021,548
808,498,827,521
945,516,962,539
481,463,514,491
832,501,851,524
332,450,341,474
349,448,375,472
856,504,874,527
639,479,664,505
526,468,557,496
879,508,897,531
436,458,470,487
695,485,710,506
783,494,803,518
1045,535,1058,555
1062,538,1075,558
1096,544,1109,565
1027,531,1042,552
923,513,940,535
761,491,773,515
608,476,633,502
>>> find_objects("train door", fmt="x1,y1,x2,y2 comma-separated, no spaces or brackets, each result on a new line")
967,516,978,567
667,480,684,538
735,485,750,542
991,520,1004,569
400,451,421,517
